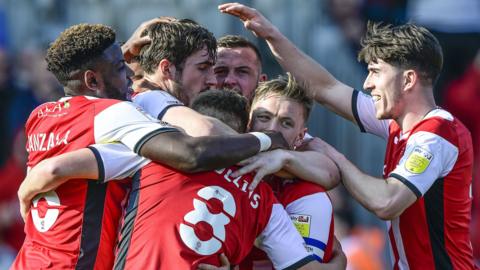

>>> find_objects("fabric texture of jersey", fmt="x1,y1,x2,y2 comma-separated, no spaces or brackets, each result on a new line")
240,178,334,270
352,90,475,270
132,90,184,120
12,96,176,270
89,143,313,270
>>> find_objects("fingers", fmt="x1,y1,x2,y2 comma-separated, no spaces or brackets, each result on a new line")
219,253,230,267
197,264,220,270
248,169,266,191
218,3,255,21
231,161,259,178
197,253,230,270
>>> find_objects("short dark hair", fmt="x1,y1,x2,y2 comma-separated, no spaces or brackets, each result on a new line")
139,20,216,74
217,35,262,65
253,73,313,122
191,89,249,133
46,24,116,85
358,21,443,85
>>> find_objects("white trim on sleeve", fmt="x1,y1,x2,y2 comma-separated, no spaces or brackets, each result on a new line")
256,204,312,269
389,131,458,196
353,90,390,140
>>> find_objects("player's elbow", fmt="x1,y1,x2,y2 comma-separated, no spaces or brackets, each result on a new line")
372,200,402,220
173,140,208,173
322,169,341,190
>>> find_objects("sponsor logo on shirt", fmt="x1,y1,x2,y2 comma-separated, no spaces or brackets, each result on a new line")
290,214,311,237
37,102,68,118
405,146,433,174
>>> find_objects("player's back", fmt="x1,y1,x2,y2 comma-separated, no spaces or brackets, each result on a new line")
12,96,129,270
115,163,279,270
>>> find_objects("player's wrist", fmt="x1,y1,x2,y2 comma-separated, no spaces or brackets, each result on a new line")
249,132,272,152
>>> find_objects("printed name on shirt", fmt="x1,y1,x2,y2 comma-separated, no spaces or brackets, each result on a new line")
405,146,433,174
26,130,71,152
214,168,261,209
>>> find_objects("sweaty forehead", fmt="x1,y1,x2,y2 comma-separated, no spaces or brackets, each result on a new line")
216,47,259,67
252,95,306,120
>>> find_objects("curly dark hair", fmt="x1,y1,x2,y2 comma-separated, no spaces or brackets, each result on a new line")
358,21,443,85
139,20,216,74
191,89,249,133
46,23,116,85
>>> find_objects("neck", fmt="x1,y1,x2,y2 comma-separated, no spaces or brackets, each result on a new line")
396,87,437,131
140,74,169,92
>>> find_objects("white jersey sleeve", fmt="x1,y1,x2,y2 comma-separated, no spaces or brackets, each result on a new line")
352,90,390,140
389,131,458,197
256,204,315,269
285,193,333,262
132,90,184,120
88,143,150,182
94,101,178,153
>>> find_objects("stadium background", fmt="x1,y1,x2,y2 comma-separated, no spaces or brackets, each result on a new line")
0,0,478,269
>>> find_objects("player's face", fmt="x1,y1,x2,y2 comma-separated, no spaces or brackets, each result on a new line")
250,94,307,149
98,44,132,100
176,46,215,106
213,47,264,101
363,59,405,120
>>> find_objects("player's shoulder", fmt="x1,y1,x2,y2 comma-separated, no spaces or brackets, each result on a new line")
133,90,182,104
413,108,468,144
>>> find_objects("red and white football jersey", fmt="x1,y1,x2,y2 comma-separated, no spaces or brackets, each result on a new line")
11,96,176,270
240,179,335,270
88,144,315,270
352,90,475,270
132,90,183,120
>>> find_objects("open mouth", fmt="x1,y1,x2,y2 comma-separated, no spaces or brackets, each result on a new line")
372,95,381,102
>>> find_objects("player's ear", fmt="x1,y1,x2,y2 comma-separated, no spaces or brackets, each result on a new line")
84,70,106,95
84,70,99,91
403,69,417,92
158,59,176,80
259,73,267,82
293,127,307,148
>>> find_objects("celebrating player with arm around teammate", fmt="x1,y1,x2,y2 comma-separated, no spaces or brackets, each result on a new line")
12,22,287,270
219,2,476,269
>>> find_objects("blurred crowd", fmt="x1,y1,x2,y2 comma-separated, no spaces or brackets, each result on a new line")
0,0,479,269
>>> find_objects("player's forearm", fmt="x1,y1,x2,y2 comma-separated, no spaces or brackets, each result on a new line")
20,151,99,202
141,132,287,173
332,151,394,218
190,133,286,172
265,32,338,102
283,150,340,190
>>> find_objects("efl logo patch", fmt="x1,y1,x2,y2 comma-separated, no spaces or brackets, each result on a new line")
405,146,433,174
290,214,311,237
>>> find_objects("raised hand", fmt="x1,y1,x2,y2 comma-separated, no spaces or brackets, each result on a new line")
122,17,176,63
218,2,278,39
232,149,287,191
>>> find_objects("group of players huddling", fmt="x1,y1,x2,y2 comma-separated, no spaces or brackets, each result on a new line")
11,2,476,270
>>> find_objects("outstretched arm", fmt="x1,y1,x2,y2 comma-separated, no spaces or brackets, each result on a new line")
231,149,340,190
18,149,99,221
139,130,288,173
219,3,356,123
311,137,417,220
